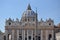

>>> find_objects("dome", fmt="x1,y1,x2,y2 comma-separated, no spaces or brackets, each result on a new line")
22,10,36,17
22,4,36,18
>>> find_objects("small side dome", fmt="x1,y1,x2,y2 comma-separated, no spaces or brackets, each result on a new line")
22,10,36,17
47,18,53,22
6,18,13,22
40,18,44,22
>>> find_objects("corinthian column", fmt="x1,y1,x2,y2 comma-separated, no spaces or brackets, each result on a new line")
52,30,54,40
31,30,33,40
24,30,25,40
22,30,23,40
46,30,48,40
41,30,43,40
27,30,28,40
12,30,14,40
5,30,8,40
17,30,19,40
22,30,25,40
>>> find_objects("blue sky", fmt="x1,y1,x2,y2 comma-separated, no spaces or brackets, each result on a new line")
0,0,60,32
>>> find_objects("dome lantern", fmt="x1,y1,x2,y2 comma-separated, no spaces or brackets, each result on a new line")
27,4,31,10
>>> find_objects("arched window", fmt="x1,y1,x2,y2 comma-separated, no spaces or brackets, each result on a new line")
19,36,22,40
38,36,40,40
25,37,27,40
48,34,52,40
29,36,31,40
4,36,6,40
33,38,34,40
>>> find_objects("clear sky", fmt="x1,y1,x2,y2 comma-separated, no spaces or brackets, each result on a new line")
0,0,60,32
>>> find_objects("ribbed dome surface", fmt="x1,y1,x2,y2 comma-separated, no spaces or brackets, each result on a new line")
22,4,36,17
22,10,36,17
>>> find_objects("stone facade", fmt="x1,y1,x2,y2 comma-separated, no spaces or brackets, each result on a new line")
0,31,4,40
5,4,60,40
